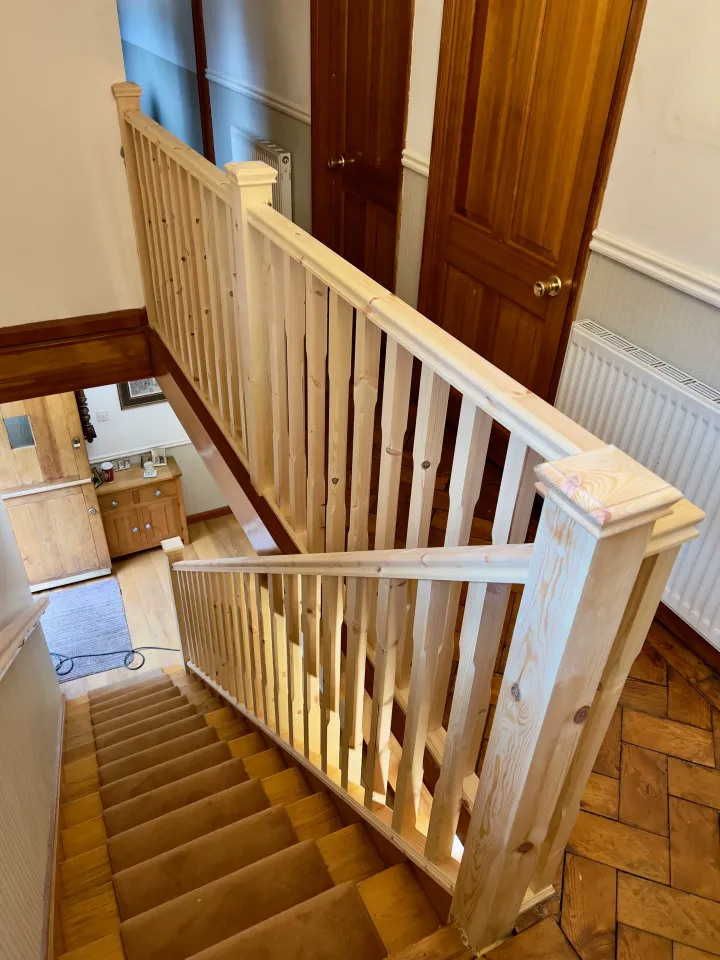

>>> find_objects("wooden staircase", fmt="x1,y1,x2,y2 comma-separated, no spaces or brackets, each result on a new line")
55,667,472,960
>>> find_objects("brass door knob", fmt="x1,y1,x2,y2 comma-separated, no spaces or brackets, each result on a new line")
533,276,562,298
328,155,354,170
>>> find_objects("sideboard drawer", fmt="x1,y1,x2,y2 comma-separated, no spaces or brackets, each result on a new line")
98,489,136,512
137,479,177,503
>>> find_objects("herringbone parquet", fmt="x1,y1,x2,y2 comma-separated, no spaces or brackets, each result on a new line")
490,619,720,958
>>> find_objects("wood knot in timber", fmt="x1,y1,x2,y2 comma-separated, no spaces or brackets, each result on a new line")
574,705,590,724
331,477,339,485
511,682,521,701
421,460,431,470
517,842,534,854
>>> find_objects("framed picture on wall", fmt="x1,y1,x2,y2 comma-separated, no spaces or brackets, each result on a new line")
117,378,166,409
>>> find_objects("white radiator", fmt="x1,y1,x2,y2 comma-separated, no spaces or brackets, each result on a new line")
230,126,293,220
557,320,720,650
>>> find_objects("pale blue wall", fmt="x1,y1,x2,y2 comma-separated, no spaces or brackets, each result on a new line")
121,40,203,156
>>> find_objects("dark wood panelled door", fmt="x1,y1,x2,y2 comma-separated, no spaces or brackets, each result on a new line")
420,0,639,399
311,0,413,290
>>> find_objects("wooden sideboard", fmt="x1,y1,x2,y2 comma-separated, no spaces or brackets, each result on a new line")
98,457,188,558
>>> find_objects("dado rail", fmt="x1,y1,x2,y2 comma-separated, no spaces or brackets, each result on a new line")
115,83,703,951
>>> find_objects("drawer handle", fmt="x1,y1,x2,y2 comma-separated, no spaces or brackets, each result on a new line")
111,500,118,508
154,489,162,497
145,523,152,530
132,526,139,534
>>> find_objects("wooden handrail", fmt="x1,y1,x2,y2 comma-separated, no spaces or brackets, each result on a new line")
174,543,533,582
113,86,705,953
0,597,49,680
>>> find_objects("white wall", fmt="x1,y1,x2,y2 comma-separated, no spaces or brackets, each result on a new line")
575,0,720,388
203,0,311,121
0,0,143,327
596,0,720,285
84,384,227,516
117,0,196,72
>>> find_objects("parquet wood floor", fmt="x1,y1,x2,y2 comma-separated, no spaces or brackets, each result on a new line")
493,620,720,958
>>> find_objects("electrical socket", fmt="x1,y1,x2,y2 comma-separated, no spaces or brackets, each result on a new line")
97,411,110,422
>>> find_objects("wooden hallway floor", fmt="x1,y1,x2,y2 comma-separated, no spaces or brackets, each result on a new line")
490,618,720,959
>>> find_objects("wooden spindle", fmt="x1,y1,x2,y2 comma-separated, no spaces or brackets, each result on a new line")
130,128,165,335
283,573,304,752
452,446,681,949
243,572,262,718
192,182,222,417
268,574,290,739
428,398,492,730
284,257,308,543
253,573,272,725
220,200,247,450
233,572,253,709
301,574,322,760
320,574,343,771
326,291,353,553
265,240,290,514
305,272,328,553
392,578,450,832
396,366,450,687
226,572,246,706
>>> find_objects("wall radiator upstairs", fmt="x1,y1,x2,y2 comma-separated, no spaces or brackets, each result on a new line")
230,126,293,220
557,320,720,650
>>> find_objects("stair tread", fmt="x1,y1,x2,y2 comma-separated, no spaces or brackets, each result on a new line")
385,925,473,960
185,881,387,960
92,696,192,737
120,840,333,960
285,791,344,842
358,863,442,955
58,930,125,960
242,747,286,780
93,704,197,751
101,740,231,809
316,822,385,885
97,714,207,767
227,731,265,759
89,679,173,715
115,804,298,919
87,670,165,703
104,758,248,837
91,686,182,725
260,766,311,807
108,777,269,872
99,726,219,786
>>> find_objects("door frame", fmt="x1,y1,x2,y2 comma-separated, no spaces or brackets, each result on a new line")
417,0,648,403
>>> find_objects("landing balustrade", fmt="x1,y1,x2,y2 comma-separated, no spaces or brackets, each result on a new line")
115,82,703,951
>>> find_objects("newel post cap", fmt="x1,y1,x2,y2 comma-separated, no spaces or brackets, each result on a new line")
535,444,682,538
112,81,143,102
224,160,278,187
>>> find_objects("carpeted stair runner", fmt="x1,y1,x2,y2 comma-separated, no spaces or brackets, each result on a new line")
56,669,471,960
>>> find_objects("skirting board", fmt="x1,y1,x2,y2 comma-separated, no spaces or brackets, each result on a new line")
186,505,233,525
42,695,66,960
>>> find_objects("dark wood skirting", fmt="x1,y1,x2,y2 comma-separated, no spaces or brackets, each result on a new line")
186,505,233,526
148,328,298,556
0,308,151,403
656,601,720,675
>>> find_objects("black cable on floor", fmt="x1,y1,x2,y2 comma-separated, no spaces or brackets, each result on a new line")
49,646,181,677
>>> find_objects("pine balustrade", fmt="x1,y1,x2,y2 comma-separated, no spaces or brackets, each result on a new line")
114,82,704,952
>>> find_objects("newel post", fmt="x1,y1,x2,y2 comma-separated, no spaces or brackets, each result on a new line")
225,161,278,497
161,537,191,673
451,445,682,951
112,82,158,326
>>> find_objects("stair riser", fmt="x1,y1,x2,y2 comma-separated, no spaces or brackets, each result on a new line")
92,697,192,737
88,670,166,704
115,806,298,919
120,841,334,960
89,678,174,712
99,726,219,786
108,779,269,872
95,703,198,763
91,687,182,725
